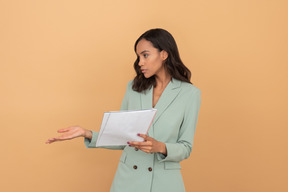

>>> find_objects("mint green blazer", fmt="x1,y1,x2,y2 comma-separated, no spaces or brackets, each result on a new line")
85,78,201,192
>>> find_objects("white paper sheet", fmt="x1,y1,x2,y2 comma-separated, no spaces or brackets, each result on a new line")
96,109,157,147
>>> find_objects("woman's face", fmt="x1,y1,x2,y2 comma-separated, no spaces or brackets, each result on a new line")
136,39,168,78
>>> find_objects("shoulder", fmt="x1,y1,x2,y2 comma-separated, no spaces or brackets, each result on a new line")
178,81,201,110
125,80,147,94
125,80,134,91
124,80,140,96
127,80,134,86
179,80,201,96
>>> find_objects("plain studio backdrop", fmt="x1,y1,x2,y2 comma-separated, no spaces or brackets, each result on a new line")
0,1,287,192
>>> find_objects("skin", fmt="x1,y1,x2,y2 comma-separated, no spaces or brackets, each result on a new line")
46,39,170,156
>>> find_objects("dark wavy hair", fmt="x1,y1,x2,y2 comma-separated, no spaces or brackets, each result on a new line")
132,28,192,92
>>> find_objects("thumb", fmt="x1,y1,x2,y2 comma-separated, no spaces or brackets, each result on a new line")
57,128,70,133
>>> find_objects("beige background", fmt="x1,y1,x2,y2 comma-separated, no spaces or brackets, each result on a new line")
0,0,287,191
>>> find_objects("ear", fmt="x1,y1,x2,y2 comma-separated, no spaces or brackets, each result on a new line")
160,50,168,61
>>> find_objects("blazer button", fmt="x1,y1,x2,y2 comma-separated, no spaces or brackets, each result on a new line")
148,167,152,172
133,165,137,169
134,148,139,151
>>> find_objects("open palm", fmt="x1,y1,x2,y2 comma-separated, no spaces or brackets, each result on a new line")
46,126,86,144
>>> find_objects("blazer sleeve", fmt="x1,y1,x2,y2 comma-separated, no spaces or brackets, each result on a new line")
157,87,201,162
83,82,131,150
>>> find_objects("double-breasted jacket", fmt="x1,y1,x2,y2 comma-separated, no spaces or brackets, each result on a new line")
84,78,201,192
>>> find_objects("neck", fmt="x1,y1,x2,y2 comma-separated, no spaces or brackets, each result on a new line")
155,70,171,88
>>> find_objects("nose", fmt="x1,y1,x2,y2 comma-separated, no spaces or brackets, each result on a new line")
138,58,144,67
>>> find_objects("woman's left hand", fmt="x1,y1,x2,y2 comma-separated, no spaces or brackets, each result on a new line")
128,134,167,155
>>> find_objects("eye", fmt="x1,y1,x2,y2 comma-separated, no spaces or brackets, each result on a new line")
143,54,149,58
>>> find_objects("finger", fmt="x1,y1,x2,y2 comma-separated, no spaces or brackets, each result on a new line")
128,141,144,146
137,133,147,139
138,146,152,151
48,135,70,142
140,148,153,154
56,135,73,141
129,141,152,147
46,138,62,144
46,139,58,144
45,138,57,144
137,134,153,141
57,128,70,133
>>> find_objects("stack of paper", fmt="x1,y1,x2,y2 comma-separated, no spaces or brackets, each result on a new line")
96,109,157,147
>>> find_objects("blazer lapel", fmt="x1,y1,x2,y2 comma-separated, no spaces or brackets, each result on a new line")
153,78,181,126
140,78,182,137
140,87,154,137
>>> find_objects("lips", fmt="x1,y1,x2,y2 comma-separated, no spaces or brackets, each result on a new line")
141,69,147,73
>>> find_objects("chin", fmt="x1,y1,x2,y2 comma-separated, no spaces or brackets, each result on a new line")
143,74,152,78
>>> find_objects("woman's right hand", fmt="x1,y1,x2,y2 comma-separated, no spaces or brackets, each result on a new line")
45,126,92,144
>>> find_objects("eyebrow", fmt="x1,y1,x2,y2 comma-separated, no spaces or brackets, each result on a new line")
139,50,150,55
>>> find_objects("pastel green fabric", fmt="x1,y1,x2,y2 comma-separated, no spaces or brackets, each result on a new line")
84,78,201,192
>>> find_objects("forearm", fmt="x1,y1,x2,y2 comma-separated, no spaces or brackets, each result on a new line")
157,142,192,162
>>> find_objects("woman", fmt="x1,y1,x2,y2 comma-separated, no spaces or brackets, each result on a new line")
46,28,201,192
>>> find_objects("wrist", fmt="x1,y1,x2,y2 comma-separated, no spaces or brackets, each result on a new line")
160,142,167,155
84,129,92,140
